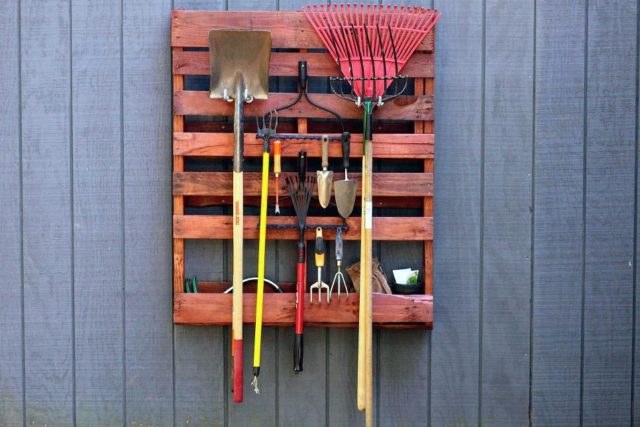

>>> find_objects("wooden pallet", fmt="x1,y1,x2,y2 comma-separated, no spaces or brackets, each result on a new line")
171,10,434,328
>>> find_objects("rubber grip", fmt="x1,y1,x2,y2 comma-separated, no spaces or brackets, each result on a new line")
295,262,305,334
293,333,304,373
342,132,350,170
232,339,243,403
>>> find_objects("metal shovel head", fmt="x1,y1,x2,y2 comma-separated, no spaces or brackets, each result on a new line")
209,30,271,100
317,170,333,208
334,179,356,219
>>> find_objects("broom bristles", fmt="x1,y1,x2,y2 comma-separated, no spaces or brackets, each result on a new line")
303,3,440,99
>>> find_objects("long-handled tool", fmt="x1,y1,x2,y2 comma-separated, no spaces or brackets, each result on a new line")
303,5,440,423
209,29,271,403
252,128,272,394
317,135,333,208
334,133,356,219
310,227,330,303
330,226,348,299
285,151,315,373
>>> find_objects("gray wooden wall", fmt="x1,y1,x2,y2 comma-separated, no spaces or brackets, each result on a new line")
0,0,638,425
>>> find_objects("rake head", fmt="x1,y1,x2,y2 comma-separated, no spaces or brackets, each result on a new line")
303,4,440,105
285,174,316,227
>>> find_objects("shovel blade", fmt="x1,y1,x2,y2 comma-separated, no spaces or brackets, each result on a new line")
209,30,271,100
334,180,357,219
317,171,333,208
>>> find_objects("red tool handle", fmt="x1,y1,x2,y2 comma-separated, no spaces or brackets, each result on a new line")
294,237,305,373
232,339,243,402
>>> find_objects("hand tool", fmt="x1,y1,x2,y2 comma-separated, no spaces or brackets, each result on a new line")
303,6,440,423
285,151,315,373
317,135,333,208
310,227,330,303
209,29,271,404
273,138,281,214
330,227,348,300
334,133,357,219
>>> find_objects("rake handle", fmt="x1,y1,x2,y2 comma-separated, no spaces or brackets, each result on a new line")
294,228,305,373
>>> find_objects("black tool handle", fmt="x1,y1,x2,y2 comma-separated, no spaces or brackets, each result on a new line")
341,132,350,170
298,61,308,92
336,227,343,262
298,150,307,182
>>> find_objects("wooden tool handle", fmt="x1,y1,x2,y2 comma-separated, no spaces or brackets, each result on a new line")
232,170,244,403
321,135,329,169
364,141,374,427
273,139,281,175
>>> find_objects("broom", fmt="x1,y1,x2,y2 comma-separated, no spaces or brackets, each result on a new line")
303,5,440,425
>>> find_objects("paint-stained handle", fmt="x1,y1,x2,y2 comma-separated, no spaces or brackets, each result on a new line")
321,135,329,170
233,339,243,403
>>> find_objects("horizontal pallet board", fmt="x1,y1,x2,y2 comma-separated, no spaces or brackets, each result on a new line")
171,10,434,51
173,172,433,197
174,293,433,327
173,50,434,78
184,195,426,209
174,91,434,121
173,215,433,241
174,132,434,158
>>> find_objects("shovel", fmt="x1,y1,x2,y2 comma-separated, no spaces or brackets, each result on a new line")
334,132,357,219
209,29,271,404
317,135,333,208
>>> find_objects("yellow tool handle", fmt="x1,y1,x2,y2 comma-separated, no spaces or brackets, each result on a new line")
363,141,374,427
253,151,270,369
232,171,243,341
314,227,325,267
357,152,367,412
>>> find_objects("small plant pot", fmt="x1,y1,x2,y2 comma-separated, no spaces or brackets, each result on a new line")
391,282,423,295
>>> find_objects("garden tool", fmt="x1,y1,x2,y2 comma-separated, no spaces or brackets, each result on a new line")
310,227,330,303
273,138,281,214
330,227,348,300
285,151,315,373
334,133,356,219
209,29,271,403
317,135,333,208
303,5,440,423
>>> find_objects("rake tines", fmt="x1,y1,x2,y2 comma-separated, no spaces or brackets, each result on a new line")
303,4,441,104
286,174,315,226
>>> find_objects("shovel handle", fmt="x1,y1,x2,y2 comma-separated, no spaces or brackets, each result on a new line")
321,135,329,169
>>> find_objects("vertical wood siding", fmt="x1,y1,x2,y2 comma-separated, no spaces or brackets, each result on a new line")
0,0,638,425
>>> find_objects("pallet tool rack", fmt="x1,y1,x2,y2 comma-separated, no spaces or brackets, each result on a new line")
171,10,434,328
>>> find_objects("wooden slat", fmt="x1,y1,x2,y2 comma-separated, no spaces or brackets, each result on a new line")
173,50,434,78
173,171,433,197
173,215,432,241
184,195,425,209
171,10,434,51
174,293,433,326
174,132,433,158
174,91,433,121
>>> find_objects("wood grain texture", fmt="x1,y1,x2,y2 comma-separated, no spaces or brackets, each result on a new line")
21,0,74,424
71,0,124,424
0,0,23,424
582,1,637,425
123,0,174,425
430,0,482,424
171,10,434,51
174,215,433,241
481,0,534,424
173,171,433,197
173,132,434,159
174,293,433,326
531,1,585,425
175,90,434,121
173,50,434,77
